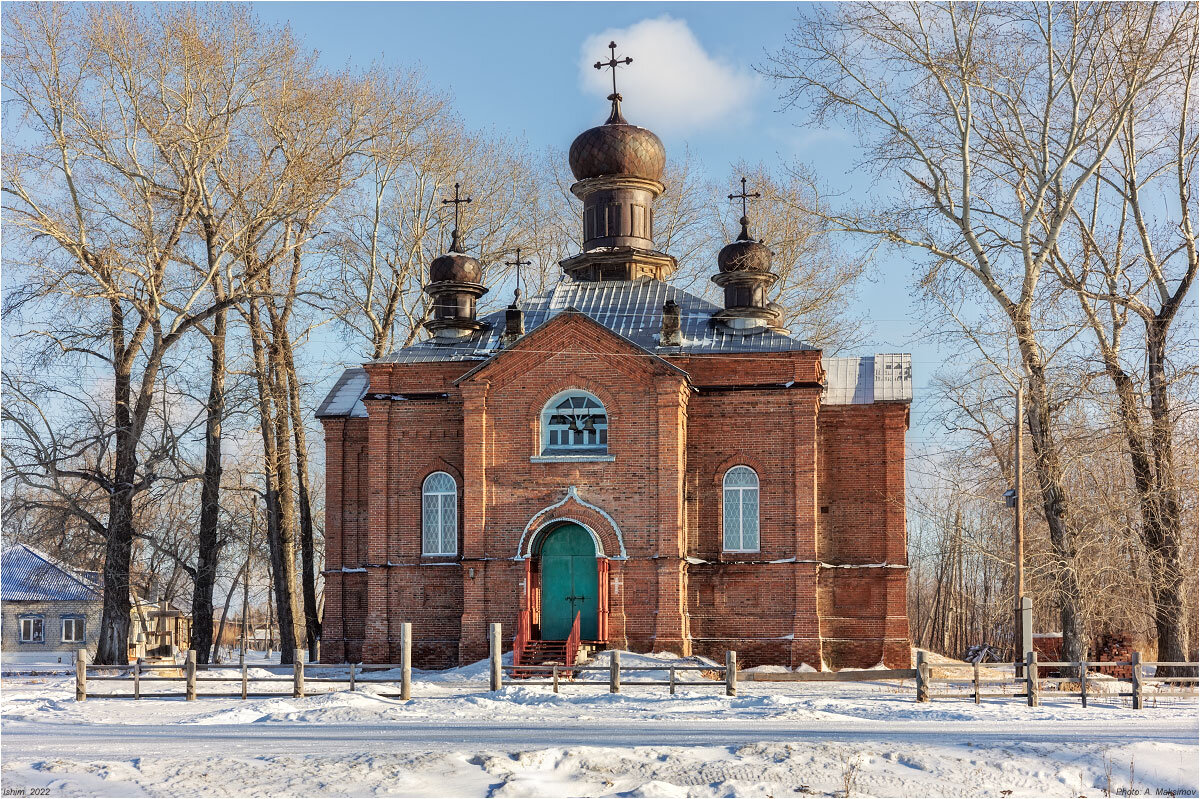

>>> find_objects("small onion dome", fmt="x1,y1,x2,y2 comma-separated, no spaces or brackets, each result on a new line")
568,95,666,182
428,230,482,283
717,217,772,273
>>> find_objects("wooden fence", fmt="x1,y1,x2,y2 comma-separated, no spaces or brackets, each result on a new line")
917,650,1198,707
72,629,1197,708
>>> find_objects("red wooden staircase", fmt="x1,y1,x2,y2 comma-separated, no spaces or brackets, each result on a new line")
512,611,581,679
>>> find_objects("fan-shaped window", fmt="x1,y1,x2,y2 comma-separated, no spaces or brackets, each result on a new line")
422,471,457,556
541,392,608,456
723,466,760,552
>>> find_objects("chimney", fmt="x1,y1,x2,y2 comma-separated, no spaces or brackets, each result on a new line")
660,299,682,346
502,289,525,345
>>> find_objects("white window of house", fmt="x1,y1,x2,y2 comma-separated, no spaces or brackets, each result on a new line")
723,466,760,552
19,616,44,643
61,616,84,643
422,471,458,556
541,392,608,455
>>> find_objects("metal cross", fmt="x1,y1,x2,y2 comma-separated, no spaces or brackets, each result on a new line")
728,177,761,218
441,182,472,235
505,247,532,301
594,41,633,97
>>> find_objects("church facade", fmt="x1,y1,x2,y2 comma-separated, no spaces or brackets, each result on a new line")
316,72,912,671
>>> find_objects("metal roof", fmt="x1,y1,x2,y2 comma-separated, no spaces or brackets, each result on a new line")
314,367,369,419
377,278,817,364
822,354,913,405
316,279,912,417
1,544,101,602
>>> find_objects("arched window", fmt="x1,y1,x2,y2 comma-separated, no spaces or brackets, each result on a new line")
422,472,457,556
723,466,760,552
541,392,608,455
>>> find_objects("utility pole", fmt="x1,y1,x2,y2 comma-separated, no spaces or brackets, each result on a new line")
1014,380,1026,674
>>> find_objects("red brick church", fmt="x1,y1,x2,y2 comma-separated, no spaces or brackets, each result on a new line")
317,63,912,671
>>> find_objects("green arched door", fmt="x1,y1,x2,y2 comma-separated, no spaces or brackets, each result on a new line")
539,524,599,640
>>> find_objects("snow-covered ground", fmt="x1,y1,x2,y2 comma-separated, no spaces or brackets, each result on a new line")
2,650,1196,797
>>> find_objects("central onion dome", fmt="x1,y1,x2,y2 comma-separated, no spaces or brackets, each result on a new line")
568,96,666,182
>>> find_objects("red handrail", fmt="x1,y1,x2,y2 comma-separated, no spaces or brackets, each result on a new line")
513,609,531,668
564,611,581,674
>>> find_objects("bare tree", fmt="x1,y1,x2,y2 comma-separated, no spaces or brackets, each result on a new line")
765,1,1193,661
1046,20,1199,670
1,4,298,662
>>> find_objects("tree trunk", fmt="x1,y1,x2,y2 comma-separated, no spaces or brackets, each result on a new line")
1020,343,1088,662
213,561,245,665
248,296,299,664
96,304,137,665
283,334,321,657
191,292,227,665
1145,319,1191,675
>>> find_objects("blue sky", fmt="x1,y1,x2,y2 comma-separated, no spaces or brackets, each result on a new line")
254,2,940,389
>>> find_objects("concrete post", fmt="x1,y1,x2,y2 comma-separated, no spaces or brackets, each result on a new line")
293,649,305,698
725,651,737,697
1080,661,1088,708
915,650,929,702
973,661,980,704
400,622,412,701
349,662,356,692
133,659,141,700
185,650,197,701
241,661,248,700
75,649,86,702
1025,650,1038,707
610,650,620,694
489,623,502,692
1132,651,1143,710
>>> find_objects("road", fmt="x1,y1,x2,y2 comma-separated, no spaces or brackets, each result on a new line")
3,718,1195,759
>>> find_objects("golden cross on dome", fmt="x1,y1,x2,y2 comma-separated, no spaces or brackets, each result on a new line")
441,182,472,250
594,41,633,99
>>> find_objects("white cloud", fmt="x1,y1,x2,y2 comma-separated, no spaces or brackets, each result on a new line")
579,17,760,135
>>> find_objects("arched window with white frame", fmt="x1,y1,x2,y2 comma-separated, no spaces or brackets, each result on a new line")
723,466,760,552
422,471,458,556
541,391,608,455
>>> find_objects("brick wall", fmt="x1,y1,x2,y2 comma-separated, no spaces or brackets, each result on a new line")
320,314,910,670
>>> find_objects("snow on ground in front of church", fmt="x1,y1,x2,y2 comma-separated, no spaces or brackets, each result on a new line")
3,651,1197,797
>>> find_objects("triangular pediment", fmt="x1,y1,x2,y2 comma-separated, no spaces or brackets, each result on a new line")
454,309,687,388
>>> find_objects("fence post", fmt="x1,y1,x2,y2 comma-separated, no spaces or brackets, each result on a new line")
553,665,559,694
75,649,86,702
400,622,412,701
134,659,141,700
1025,650,1038,707
293,649,305,698
241,661,248,700
726,651,737,697
489,623,502,692
669,667,676,696
185,650,197,701
915,650,929,702
349,662,356,692
610,650,620,694
1079,661,1088,708
973,661,980,705
1131,651,1143,710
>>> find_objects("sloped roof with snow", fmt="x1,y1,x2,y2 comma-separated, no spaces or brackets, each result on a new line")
1,544,102,602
